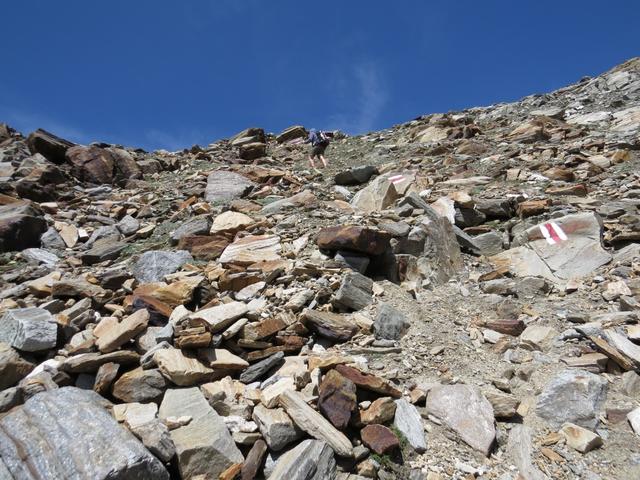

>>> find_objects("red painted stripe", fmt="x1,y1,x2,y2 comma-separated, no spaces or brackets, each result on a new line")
545,223,561,243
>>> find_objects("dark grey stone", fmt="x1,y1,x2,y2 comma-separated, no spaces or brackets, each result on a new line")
332,272,373,311
374,303,410,340
0,387,169,479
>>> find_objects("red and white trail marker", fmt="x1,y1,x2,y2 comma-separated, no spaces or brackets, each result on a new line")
539,222,568,245
388,174,406,185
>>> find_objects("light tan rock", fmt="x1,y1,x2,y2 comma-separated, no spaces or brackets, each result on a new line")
559,423,603,453
210,211,254,235
189,301,249,333
96,309,149,353
219,234,282,266
154,349,214,386
198,349,249,370
278,389,353,457
520,325,558,351
261,377,295,408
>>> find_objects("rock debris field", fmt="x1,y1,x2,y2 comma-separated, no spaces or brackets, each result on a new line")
1,58,640,480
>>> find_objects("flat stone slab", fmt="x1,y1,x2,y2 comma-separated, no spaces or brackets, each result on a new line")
0,307,58,352
268,439,337,480
0,387,169,479
206,171,256,204
426,384,495,456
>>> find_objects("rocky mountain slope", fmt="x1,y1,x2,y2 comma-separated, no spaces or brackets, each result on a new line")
1,57,639,480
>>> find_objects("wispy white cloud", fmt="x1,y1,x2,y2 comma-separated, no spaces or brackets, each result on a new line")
0,106,90,143
327,60,388,134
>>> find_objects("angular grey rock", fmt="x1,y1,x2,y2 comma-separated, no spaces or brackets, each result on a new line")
334,250,370,274
132,250,193,283
269,439,337,480
507,425,549,480
0,308,58,352
112,367,169,403
334,165,378,186
159,387,243,479
0,387,169,479
333,272,373,311
81,239,127,265
116,214,140,236
393,398,426,453
21,247,60,266
374,303,410,340
0,386,23,414
0,201,47,252
85,225,121,247
170,215,211,244
239,351,284,384
205,170,256,204
397,193,463,286
536,369,608,430
473,231,504,256
129,419,176,463
252,403,302,451
40,227,66,249
426,384,495,455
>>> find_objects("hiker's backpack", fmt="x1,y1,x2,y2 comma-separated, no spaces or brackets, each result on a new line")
312,131,330,146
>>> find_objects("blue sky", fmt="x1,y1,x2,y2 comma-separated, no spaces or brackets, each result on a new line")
1,1,638,151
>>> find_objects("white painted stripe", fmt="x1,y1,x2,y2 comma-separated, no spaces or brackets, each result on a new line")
539,224,556,245
550,222,568,241
388,174,404,182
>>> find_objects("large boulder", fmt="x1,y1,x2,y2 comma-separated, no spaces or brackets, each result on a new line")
0,387,169,479
26,128,75,164
205,171,256,204
66,145,116,184
491,212,612,284
159,387,243,479
536,369,608,430
0,200,47,252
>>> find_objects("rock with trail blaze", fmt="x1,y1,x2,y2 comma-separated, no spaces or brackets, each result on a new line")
0,387,169,479
278,389,353,457
334,364,402,398
491,212,612,283
318,369,357,430
426,384,495,456
268,439,337,480
219,234,282,266
0,307,58,352
302,309,358,342
0,200,47,252
26,128,75,164
360,424,400,455
159,387,243,479
206,170,256,204
535,369,607,430
317,225,391,255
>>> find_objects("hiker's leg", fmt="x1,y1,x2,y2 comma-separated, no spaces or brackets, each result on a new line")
320,155,328,168
308,156,316,168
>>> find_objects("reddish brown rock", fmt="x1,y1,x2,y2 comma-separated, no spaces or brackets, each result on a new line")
318,369,357,430
66,145,116,184
546,184,588,197
0,201,47,252
316,226,391,255
301,310,358,343
93,362,120,395
360,424,400,455
516,199,551,217
27,128,75,164
178,235,231,260
482,319,525,336
543,167,575,181
335,364,402,398
241,439,267,480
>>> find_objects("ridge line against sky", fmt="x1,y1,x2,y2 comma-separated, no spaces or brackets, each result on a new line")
1,0,638,151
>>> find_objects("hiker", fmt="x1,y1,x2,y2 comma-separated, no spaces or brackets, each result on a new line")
306,128,331,169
